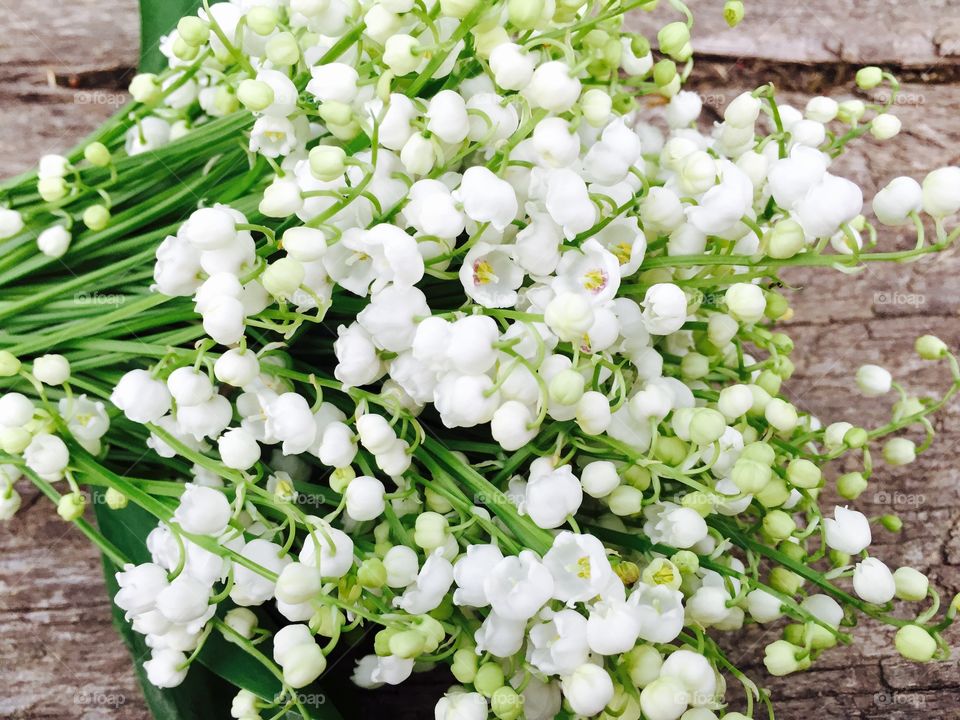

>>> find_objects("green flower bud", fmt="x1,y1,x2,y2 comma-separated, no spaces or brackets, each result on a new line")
105,487,128,510
843,426,868,449
680,352,710,380
214,86,239,115
0,427,31,454
358,557,387,589
658,21,691,61
755,477,790,508
508,0,545,29
786,458,821,489
318,100,354,127
172,37,200,61
177,16,210,46
723,0,745,27
262,257,305,301
491,686,523,720
688,408,727,446
389,629,426,659
57,492,86,521
763,640,808,676
915,334,948,360
0,350,22,377
670,550,699,575
624,464,651,491
778,540,806,563
681,491,712,517
608,485,644,516
246,6,278,35
83,142,111,167
742,441,776,465
883,437,916,466
451,647,478,683
731,458,772,494
653,435,687,466
308,145,347,182
837,99,866,124
765,398,799,433
440,0,480,19
82,204,111,231
631,35,651,57
581,88,613,127
330,466,355,494
309,606,343,638
412,615,445,652
549,368,585,405
474,662,505,697
653,59,677,87
763,509,796,540
894,625,936,662
837,471,868,500
764,292,790,321
374,628,398,656
38,176,68,202
881,514,903,532
855,66,884,90
237,79,275,112
614,560,641,586
755,369,782,396
414,512,449,551
769,567,802,595
129,73,162,104
267,32,301,66
424,486,454,514
893,566,929,602
773,355,795,380
623,645,662,688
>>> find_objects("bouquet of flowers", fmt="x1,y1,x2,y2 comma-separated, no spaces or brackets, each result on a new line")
1,0,958,717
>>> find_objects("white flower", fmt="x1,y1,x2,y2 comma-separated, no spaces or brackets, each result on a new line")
524,61,581,113
32,354,70,386
514,211,562,274
489,43,535,90
334,323,383,388
37,226,71,258
528,609,589,675
153,235,202,297
452,544,503,607
298,520,354,578
746,589,783,623
552,239,620,304
725,283,766,324
794,173,863,239
459,242,524,308
357,285,430,352
631,583,685,643
853,557,896,604
156,574,211,624
561,664,614,717
588,596,641,654
660,649,716,706
545,292,595,342
434,372,500,428
580,461,620,499
856,364,892,397
144,648,189,688
686,161,754,235
543,531,616,603
0,392,34,428
379,93,418,150
768,145,828,209
173,484,231,536
872,177,923,226
394,550,454,614
306,62,359,103
641,283,688,335
921,166,960,218
250,116,298,158
640,187,685,233
824,506,872,555
666,91,702,127
639,677,688,720
484,550,554,620
545,168,597,239
427,90,470,144
524,460,583,529
403,180,465,239
532,117,580,168
725,91,762,127
112,369,171,423
115,562,169,617
491,401,538,452
218,427,261,470
126,117,171,155
345,475,386,521
167,367,214,407
644,504,708,548
214,348,260,388
453,167,518,231
0,208,23,239
59,395,109,453
265,392,317,455
435,692,487,720
474,611,526,657
383,545,420,588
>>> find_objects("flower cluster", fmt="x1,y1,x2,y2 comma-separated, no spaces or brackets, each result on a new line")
0,1,959,719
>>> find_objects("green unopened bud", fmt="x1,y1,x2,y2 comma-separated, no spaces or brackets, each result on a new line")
681,490,712,517
786,458,821,489
214,86,239,115
893,566,929,602
309,145,347,182
330,466,355,494
424,486,454,514
837,471,868,500
374,628,398,656
837,99,866,124
778,540,806,563
763,509,796,541
413,615,445,652
83,142,111,167
318,100,354,126
624,645,662,688
246,6,278,35
0,350,21,377
608,485,644,516
843,426,868,449
742,441,776,465
688,408,726,446
769,567,802,595
915,334,948,360
172,36,200,61
82,204,110,231
894,625,936,662
653,59,677,87
755,477,790,508
57,492,86,521
581,88,612,127
756,369,782,396
389,629,426,658
439,0,479,18
177,16,210,46
855,66,884,90
491,686,522,720
237,79,275,112
105,487,128,510
723,0,745,27
881,514,903,532
658,21,691,61
653,435,687,466
508,0,545,29
474,662,505,697
451,647,478,683
414,512,449,551
764,640,808,676
358,557,387,589
670,550,699,575
764,292,790,321
267,32,301,66
883,437,916,466
614,560,641,586
680,352,709,380
310,605,343,638
731,458,771,494
129,73,162,104
0,427,30,454
262,257,305,301
38,176,68,202
549,368,585,405
624,464,651,491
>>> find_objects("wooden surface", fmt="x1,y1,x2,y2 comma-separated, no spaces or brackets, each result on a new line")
1,1,960,718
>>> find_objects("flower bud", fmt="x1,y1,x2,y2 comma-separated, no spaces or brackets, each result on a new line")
658,22,691,61
893,566,928,602
357,557,387,589
508,0,545,28
870,113,901,140
83,204,111,231
491,685,522,720
282,643,327,688
451,647,478,683
707,313,739,347
680,351,709,379
414,512,449,551
608,485,644,516
177,16,209,46
723,0,745,26
786,458,821,489
769,567,802,595
388,629,426,658
384,34,421,75
548,369,585,405
237,79,275,112
882,437,915,466
105,487,128,510
37,225,71,258
309,145,346,182
881,513,903,532
915,334,948,360
246,6,278,35
765,398,798,433
624,645,662,688
763,509,796,540
725,91,762,128
725,283,766,324
83,142,111,167
38,176,68,202
400,133,436,176
688,408,726,445
266,31,301,66
33,354,70,385
921,166,960,218
545,292,594,342
57,492,86,521
855,66,883,90
894,625,936,662
262,257,305,300
581,460,620,498
129,73,162,104
763,640,807,676
853,557,896,603
767,218,805,259
474,662,505,697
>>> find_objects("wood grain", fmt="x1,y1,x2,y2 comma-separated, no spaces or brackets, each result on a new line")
1,2,959,718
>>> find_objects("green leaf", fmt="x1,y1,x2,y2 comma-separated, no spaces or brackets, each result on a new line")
94,490,344,720
139,0,203,73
